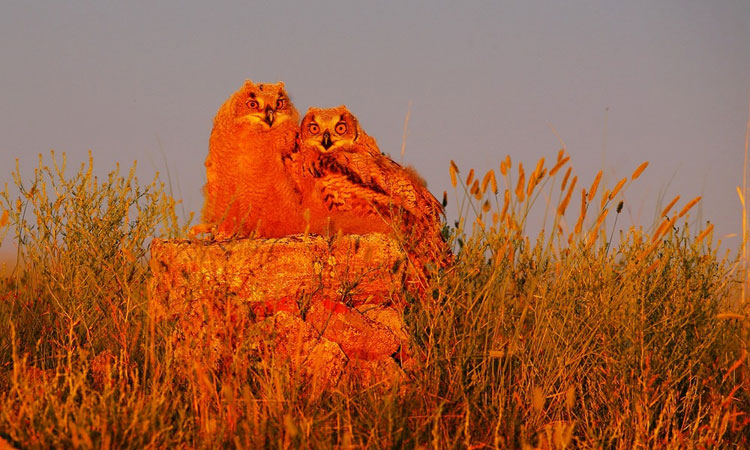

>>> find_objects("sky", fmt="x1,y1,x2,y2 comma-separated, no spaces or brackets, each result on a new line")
1,0,749,259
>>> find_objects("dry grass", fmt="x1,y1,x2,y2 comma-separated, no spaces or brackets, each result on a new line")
0,150,748,449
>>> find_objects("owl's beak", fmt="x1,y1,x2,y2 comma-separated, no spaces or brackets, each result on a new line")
321,131,333,150
264,107,275,126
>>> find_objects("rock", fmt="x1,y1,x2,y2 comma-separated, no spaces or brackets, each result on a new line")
149,233,413,388
306,299,400,361
358,304,409,343
259,311,347,391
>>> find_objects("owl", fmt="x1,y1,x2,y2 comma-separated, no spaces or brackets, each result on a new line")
194,80,305,239
293,105,449,276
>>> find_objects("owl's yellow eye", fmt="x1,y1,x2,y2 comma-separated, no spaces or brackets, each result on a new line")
308,123,320,134
335,122,347,135
276,99,285,109
246,99,259,109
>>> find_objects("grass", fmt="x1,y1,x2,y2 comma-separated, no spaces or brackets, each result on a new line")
0,150,748,449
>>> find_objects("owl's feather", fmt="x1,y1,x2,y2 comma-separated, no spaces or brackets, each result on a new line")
196,80,305,239
294,106,451,285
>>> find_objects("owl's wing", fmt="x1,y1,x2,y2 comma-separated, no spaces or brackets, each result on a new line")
365,149,444,221
327,146,445,228
359,134,443,216
349,133,452,274
364,150,449,267
314,151,393,215
312,143,451,274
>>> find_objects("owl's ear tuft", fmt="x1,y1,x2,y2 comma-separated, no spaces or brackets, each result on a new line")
305,107,324,123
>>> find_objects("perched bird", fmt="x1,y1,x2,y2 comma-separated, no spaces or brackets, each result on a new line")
293,105,450,280
194,80,305,239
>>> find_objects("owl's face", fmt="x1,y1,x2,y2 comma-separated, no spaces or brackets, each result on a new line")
233,80,299,131
300,106,360,153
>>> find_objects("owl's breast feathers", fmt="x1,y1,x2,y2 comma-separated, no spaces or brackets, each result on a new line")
203,110,303,237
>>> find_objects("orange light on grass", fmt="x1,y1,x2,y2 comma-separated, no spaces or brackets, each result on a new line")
588,171,602,202
631,161,649,180
660,195,681,218
515,163,526,202
677,196,702,218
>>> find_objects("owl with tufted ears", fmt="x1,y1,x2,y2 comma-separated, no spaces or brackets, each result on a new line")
194,80,305,239
294,105,449,275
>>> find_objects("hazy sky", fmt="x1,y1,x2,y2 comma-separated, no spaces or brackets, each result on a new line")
1,1,749,252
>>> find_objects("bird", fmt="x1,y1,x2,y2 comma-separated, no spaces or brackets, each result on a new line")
292,105,450,282
193,80,305,239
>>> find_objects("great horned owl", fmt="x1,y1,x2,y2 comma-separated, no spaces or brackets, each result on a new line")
294,105,449,273
195,80,305,238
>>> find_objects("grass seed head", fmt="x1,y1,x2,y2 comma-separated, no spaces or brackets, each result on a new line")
466,168,475,187
678,196,702,218
661,195,681,218
696,223,714,244
631,161,649,180
516,163,526,202
600,190,610,209
561,167,572,192
482,170,498,195
500,189,510,221
471,180,481,199
558,176,577,216
550,156,570,177
588,171,602,202
609,177,627,200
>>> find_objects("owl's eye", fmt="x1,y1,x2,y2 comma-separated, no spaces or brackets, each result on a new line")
246,99,259,109
308,123,320,134
335,122,347,135
276,99,285,109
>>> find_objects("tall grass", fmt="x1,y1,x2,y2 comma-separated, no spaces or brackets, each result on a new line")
0,151,747,448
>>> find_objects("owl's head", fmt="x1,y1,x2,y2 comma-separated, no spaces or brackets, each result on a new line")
229,80,299,131
300,105,361,153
